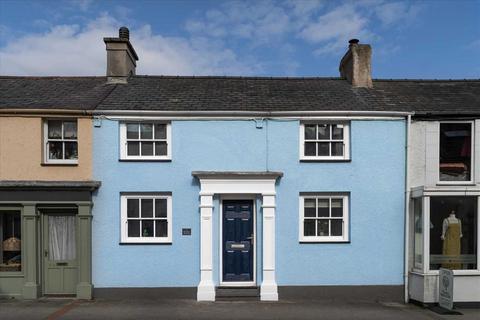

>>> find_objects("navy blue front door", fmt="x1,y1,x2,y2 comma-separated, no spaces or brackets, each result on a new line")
222,200,254,282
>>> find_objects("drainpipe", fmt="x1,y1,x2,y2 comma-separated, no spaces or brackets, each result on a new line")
404,114,412,303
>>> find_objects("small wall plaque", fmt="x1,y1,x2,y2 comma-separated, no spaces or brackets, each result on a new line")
182,228,191,236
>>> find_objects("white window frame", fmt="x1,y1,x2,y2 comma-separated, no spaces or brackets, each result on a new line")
299,194,350,243
120,194,172,244
437,120,475,185
119,122,171,160
299,122,350,161
43,119,78,164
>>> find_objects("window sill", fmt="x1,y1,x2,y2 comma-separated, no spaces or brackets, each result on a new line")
119,158,172,162
41,162,78,166
299,239,350,243
119,242,172,245
300,158,351,163
0,272,24,277
410,270,480,276
436,181,476,186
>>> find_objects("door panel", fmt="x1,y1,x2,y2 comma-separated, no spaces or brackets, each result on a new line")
43,213,78,295
223,200,254,282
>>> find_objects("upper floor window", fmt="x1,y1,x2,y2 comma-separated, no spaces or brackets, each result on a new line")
300,123,350,160
44,120,78,164
439,122,473,182
120,122,171,160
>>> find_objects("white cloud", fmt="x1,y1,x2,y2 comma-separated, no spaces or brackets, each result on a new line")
374,1,421,26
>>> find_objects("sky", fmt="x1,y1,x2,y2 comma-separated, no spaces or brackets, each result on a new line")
0,0,479,79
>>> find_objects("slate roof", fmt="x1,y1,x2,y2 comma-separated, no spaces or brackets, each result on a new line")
1,75,479,115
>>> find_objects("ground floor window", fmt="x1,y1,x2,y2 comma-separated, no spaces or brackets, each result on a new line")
0,211,21,272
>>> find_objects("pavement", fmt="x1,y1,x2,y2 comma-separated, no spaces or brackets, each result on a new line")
0,297,479,320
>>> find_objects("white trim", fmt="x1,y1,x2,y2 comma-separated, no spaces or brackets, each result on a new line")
120,194,172,244
219,195,256,287
298,194,350,242
119,122,171,160
299,122,350,161
43,119,79,164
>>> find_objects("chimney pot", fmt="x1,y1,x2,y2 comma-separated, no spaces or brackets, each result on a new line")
348,39,359,45
119,26,130,40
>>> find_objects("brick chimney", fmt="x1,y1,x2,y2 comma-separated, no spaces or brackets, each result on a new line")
104,27,139,84
339,39,372,88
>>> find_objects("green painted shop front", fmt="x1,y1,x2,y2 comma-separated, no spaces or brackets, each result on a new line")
0,181,99,299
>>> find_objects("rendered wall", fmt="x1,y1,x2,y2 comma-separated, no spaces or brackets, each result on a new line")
0,116,92,181
92,119,405,288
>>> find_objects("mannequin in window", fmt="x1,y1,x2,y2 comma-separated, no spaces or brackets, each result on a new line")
441,210,462,269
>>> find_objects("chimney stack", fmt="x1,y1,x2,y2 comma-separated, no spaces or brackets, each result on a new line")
104,27,139,84
339,39,372,88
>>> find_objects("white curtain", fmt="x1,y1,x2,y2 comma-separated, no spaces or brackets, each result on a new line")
48,216,76,261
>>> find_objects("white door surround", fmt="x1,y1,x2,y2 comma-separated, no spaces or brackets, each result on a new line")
192,171,283,301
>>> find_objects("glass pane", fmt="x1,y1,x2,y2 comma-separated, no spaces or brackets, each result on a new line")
1,211,22,271
64,142,78,159
48,142,63,159
155,124,167,139
331,199,343,217
318,124,330,140
331,220,342,236
413,198,423,270
141,199,153,218
304,219,315,236
126,124,139,139
140,124,153,139
127,199,139,218
155,199,167,217
155,142,168,156
142,220,154,237
332,124,344,140
63,121,77,139
317,199,329,217
304,125,316,140
317,220,329,237
128,220,140,237
48,120,62,139
155,220,168,237
331,143,343,156
127,142,139,156
141,142,154,156
48,215,76,261
439,123,472,181
305,142,316,156
317,143,329,156
304,199,316,217
429,197,477,270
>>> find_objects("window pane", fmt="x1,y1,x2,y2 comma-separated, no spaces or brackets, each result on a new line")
154,124,167,139
155,220,168,237
128,220,140,237
127,142,140,156
127,124,139,139
140,124,153,139
155,199,167,217
64,142,78,160
48,121,62,139
63,121,77,139
141,199,153,217
304,219,316,236
317,143,329,156
318,124,330,140
331,220,342,236
332,124,344,140
305,142,316,156
155,142,168,156
304,199,316,217
304,125,316,140
331,199,343,217
439,123,471,181
48,215,76,261
141,142,154,156
331,143,343,156
413,198,423,270
317,199,329,217
429,197,477,270
127,199,139,218
48,142,63,159
317,220,329,236
142,220,154,237
1,211,22,271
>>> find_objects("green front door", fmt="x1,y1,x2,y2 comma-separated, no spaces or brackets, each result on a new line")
43,213,78,295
